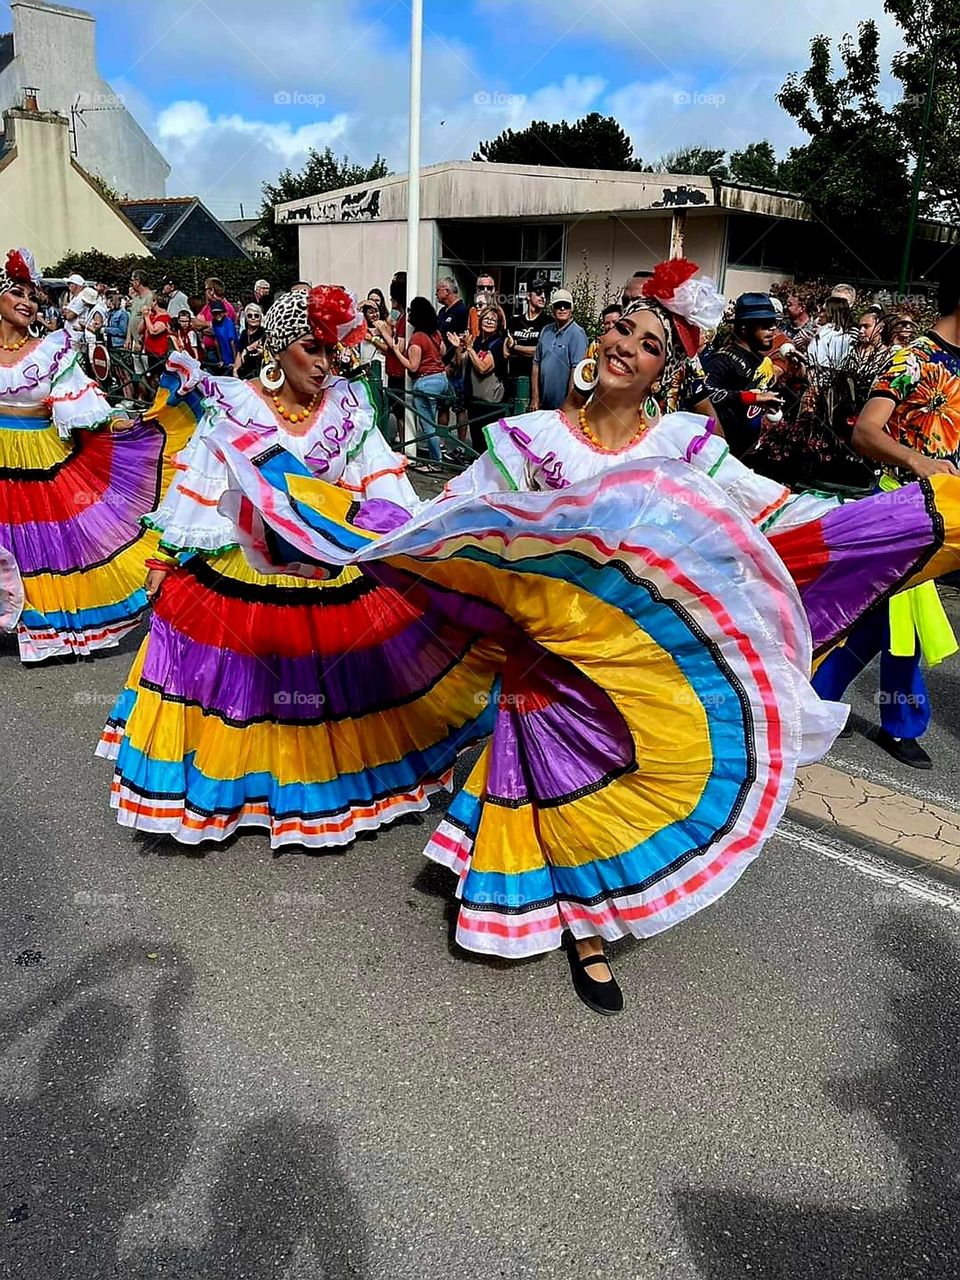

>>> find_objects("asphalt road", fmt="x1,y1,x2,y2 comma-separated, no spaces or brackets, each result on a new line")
2,625,960,1279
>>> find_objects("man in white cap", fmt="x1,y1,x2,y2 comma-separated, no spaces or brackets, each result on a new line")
62,275,96,348
531,288,588,411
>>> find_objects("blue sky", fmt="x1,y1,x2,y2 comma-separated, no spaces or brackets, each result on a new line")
13,0,905,217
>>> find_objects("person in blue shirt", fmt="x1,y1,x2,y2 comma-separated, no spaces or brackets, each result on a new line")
104,291,129,349
207,301,238,373
530,289,588,411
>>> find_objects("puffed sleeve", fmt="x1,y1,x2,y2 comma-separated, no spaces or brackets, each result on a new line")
339,390,421,513
143,395,236,556
47,339,113,437
659,412,841,533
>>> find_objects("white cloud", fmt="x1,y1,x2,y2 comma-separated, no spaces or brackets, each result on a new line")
155,101,354,216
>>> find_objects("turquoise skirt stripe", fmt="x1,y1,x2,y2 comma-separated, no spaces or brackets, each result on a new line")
109,711,493,819
0,414,54,431
20,588,147,633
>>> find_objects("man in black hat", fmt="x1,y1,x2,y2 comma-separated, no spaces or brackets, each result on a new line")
702,292,783,458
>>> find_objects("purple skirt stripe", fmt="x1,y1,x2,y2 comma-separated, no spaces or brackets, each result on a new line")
486,651,635,804
0,421,162,576
142,610,477,725
787,484,936,651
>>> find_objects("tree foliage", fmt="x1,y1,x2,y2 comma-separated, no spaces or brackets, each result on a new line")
43,249,286,302
473,113,642,170
886,0,960,220
776,22,911,239
257,147,389,272
650,146,727,177
728,141,782,188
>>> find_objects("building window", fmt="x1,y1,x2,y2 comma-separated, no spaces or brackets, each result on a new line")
438,221,564,311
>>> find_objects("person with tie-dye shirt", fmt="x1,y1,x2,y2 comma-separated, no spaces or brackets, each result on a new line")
812,269,960,771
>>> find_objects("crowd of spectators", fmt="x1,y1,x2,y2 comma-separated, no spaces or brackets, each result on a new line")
33,268,277,404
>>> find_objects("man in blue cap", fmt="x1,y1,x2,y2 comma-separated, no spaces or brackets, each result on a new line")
702,292,784,458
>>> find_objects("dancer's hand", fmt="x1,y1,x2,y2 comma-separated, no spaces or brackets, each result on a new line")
145,567,168,601
910,456,959,479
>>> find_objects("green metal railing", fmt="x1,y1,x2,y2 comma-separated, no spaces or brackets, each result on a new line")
365,363,530,476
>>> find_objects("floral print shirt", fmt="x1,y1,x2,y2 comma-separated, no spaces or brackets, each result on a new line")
870,332,960,463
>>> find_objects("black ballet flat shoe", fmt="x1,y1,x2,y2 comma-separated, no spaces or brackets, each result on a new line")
564,941,624,1016
874,729,933,770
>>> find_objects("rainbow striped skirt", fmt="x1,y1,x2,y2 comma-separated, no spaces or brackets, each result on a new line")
208,456,837,956
0,413,189,662
97,544,497,848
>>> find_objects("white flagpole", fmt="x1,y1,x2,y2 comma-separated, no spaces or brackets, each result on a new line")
404,0,422,457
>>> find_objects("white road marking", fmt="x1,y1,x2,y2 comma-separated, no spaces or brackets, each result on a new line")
779,819,960,914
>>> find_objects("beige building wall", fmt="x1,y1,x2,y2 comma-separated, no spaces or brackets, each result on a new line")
565,217,671,304
0,109,147,266
564,212,728,301
724,266,792,297
298,219,438,296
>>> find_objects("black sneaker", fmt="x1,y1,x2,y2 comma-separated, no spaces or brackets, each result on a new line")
564,937,624,1016
874,729,933,770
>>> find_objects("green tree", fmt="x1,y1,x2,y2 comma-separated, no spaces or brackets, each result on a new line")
728,141,781,187
473,113,642,170
776,22,910,239
257,147,389,272
886,0,960,220
650,145,727,177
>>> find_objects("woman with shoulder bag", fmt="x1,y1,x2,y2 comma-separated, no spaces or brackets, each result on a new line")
378,295,448,466
457,306,508,453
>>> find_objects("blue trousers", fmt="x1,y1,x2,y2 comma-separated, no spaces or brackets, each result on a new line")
411,372,450,462
811,607,931,739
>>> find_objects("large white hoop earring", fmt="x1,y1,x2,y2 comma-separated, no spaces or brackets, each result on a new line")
573,358,598,394
259,356,285,392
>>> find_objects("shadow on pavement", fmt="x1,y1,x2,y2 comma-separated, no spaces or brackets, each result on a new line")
1,941,197,1279
2,941,368,1279
127,1115,369,1280
675,907,960,1278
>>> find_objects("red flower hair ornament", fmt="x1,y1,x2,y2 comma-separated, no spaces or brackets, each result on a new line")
1,247,40,292
640,258,726,358
307,285,366,348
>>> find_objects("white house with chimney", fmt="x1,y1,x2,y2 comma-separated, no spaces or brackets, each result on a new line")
0,0,168,197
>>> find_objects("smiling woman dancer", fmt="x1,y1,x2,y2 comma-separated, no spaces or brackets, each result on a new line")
0,249,190,662
98,285,495,849
216,259,960,1017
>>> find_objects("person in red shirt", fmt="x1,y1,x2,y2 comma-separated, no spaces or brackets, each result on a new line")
193,276,237,358
141,301,171,391
377,295,449,465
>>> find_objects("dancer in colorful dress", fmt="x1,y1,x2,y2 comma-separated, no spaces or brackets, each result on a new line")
216,260,960,1015
0,249,191,662
98,285,495,848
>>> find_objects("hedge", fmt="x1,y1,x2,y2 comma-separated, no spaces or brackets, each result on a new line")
43,251,291,303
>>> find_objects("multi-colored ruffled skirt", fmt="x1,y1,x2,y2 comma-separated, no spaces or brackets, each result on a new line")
96,546,498,848
207,455,842,955
767,474,960,653
0,412,192,662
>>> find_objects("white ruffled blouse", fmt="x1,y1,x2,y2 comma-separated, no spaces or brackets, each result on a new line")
149,371,419,555
444,409,840,534
0,330,113,436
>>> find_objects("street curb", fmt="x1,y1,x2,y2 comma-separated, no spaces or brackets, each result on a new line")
784,804,960,892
